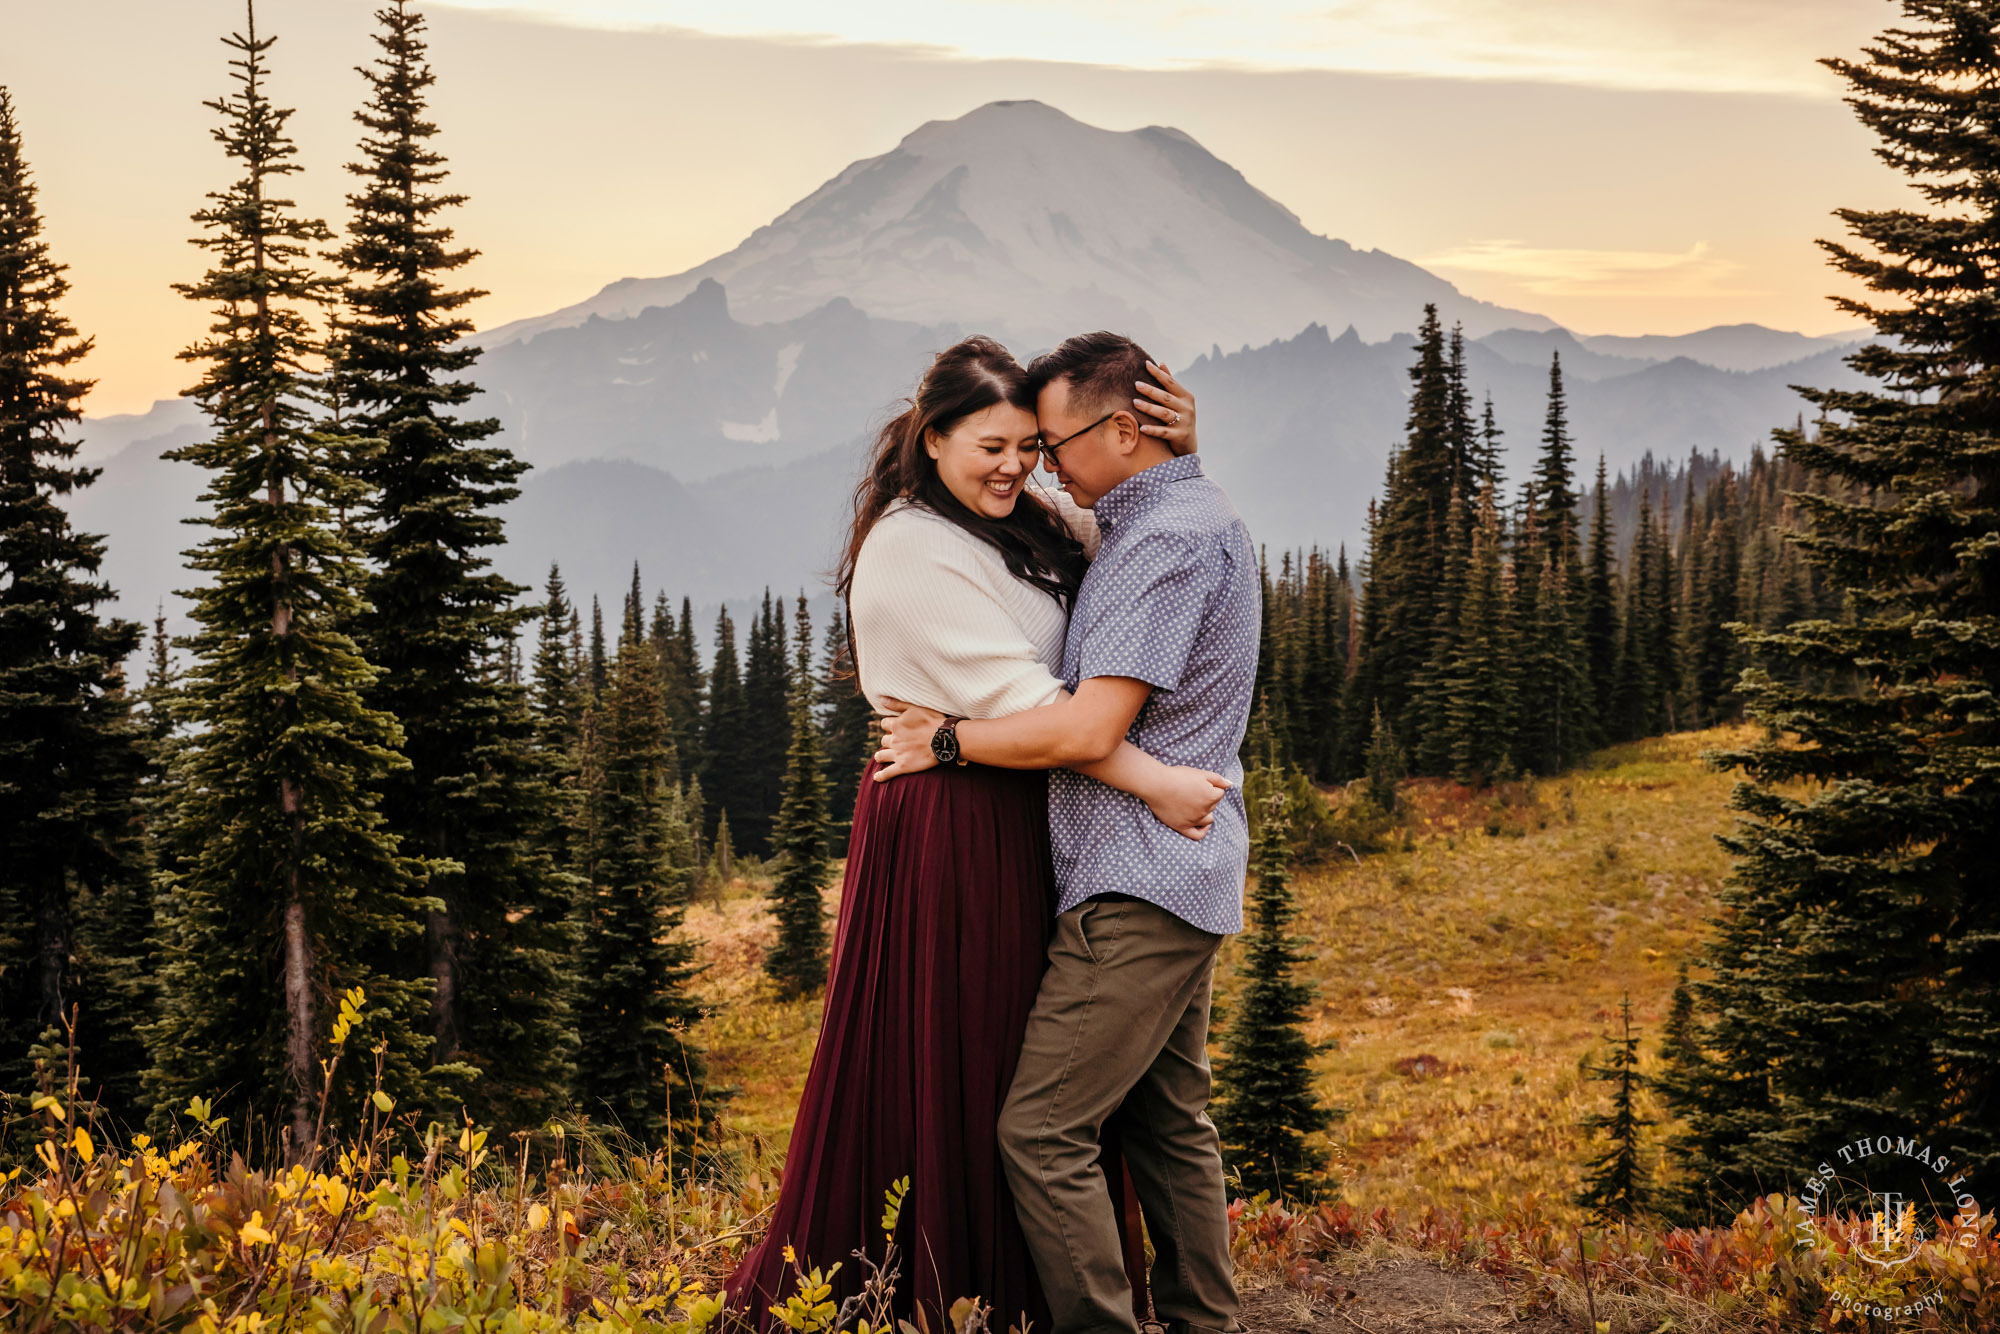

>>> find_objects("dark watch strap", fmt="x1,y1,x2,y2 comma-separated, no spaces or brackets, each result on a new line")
932,715,969,766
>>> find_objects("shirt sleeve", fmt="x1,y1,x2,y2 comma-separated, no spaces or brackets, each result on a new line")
1072,529,1207,692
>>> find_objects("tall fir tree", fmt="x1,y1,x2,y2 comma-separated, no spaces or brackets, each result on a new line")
657,594,705,770
1669,2,2000,1204
817,604,873,846
1443,485,1516,783
1683,499,1743,729
1526,351,1582,576
701,605,752,847
1212,791,1332,1198
1411,487,1468,776
1610,493,1665,741
1577,995,1652,1221
572,569,707,1147
146,7,435,1153
588,594,607,699
0,85,150,1113
1346,309,1456,766
1581,455,1619,744
1514,554,1591,775
740,589,791,856
765,595,831,995
530,563,584,752
333,0,572,1131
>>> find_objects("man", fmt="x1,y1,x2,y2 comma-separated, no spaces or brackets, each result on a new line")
874,331,1259,1334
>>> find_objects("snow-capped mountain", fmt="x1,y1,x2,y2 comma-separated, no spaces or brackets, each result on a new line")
75,99,1870,636
481,100,1554,360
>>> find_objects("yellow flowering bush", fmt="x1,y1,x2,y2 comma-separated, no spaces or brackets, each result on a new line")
0,993,761,1333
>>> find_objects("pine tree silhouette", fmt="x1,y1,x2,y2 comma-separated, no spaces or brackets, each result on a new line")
1213,790,1334,1198
765,595,831,995
147,5,434,1153
1578,995,1652,1221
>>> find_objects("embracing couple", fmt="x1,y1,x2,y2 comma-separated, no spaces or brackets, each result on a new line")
726,331,1259,1334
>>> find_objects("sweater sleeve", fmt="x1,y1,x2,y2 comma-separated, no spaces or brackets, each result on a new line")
850,511,1067,719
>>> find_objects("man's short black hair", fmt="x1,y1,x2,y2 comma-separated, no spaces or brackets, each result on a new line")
1025,331,1153,419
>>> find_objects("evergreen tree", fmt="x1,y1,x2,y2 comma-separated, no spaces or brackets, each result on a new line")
572,569,707,1148
1672,2,2000,1202
0,85,151,1108
146,9,434,1153
701,606,751,846
657,594,705,770
765,595,830,995
1515,555,1591,775
1577,995,1652,1221
1683,501,1742,728
1212,791,1332,1198
740,590,791,855
1360,309,1455,753
334,0,572,1131
1412,488,1468,775
588,594,606,698
1528,352,1582,576
531,563,583,751
1582,456,1619,742
817,605,873,846
711,809,735,883
1443,486,1516,783
1362,705,1404,815
1296,549,1347,781
1610,493,1663,741
1472,393,1505,501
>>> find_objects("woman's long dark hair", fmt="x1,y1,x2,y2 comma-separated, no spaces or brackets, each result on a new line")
837,335,1086,609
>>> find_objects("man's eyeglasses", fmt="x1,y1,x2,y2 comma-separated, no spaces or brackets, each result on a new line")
1039,411,1117,467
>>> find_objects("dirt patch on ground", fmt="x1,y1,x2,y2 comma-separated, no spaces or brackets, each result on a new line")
1239,1261,1566,1334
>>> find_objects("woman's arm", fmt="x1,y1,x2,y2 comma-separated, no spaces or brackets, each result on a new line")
1074,741,1229,841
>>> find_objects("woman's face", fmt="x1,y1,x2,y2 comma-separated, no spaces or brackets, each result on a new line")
925,403,1044,519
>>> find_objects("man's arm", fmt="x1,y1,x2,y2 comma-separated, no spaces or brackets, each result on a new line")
962,676,1151,768
872,682,1228,840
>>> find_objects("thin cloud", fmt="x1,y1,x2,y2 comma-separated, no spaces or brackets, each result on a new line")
433,0,1878,96
1419,240,1765,299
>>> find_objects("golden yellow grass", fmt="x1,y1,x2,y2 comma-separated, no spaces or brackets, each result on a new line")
690,726,1753,1224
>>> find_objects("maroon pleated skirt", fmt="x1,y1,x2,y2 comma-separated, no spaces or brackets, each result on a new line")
726,760,1126,1334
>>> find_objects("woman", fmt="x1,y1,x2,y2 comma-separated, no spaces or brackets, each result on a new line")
725,337,1224,1333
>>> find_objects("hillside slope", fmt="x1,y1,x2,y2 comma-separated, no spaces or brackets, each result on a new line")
690,727,1747,1223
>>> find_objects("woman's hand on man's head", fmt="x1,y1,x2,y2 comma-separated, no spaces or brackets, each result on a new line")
1134,360,1197,456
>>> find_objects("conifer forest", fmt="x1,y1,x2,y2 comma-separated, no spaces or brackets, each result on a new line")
0,2,1995,1330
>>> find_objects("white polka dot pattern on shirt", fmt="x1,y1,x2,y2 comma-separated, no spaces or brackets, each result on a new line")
1048,454,1261,936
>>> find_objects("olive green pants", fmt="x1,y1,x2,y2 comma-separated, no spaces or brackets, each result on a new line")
998,896,1242,1334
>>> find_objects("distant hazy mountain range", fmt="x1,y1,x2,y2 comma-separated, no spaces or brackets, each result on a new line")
73,101,1869,635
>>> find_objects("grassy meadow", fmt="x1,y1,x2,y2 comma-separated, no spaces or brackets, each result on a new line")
694,726,1747,1222
12,724,1999,1331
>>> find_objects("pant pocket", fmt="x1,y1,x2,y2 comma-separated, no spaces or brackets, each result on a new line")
1074,898,1126,966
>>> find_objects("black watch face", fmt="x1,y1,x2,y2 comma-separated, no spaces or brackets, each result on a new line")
933,725,959,764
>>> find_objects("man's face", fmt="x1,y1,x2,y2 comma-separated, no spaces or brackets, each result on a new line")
1036,378,1122,509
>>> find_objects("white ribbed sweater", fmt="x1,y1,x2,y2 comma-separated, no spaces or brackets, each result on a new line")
849,490,1098,719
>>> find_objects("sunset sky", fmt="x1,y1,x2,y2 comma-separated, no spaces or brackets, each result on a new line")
9,0,1899,415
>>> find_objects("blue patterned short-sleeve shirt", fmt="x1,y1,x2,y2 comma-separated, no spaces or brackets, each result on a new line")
1049,453,1260,935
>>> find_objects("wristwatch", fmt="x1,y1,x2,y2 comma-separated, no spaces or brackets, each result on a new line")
931,716,969,767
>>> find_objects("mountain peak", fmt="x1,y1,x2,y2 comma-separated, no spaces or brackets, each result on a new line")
480,102,1552,356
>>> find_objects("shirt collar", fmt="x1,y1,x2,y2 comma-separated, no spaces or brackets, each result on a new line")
1093,453,1203,530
